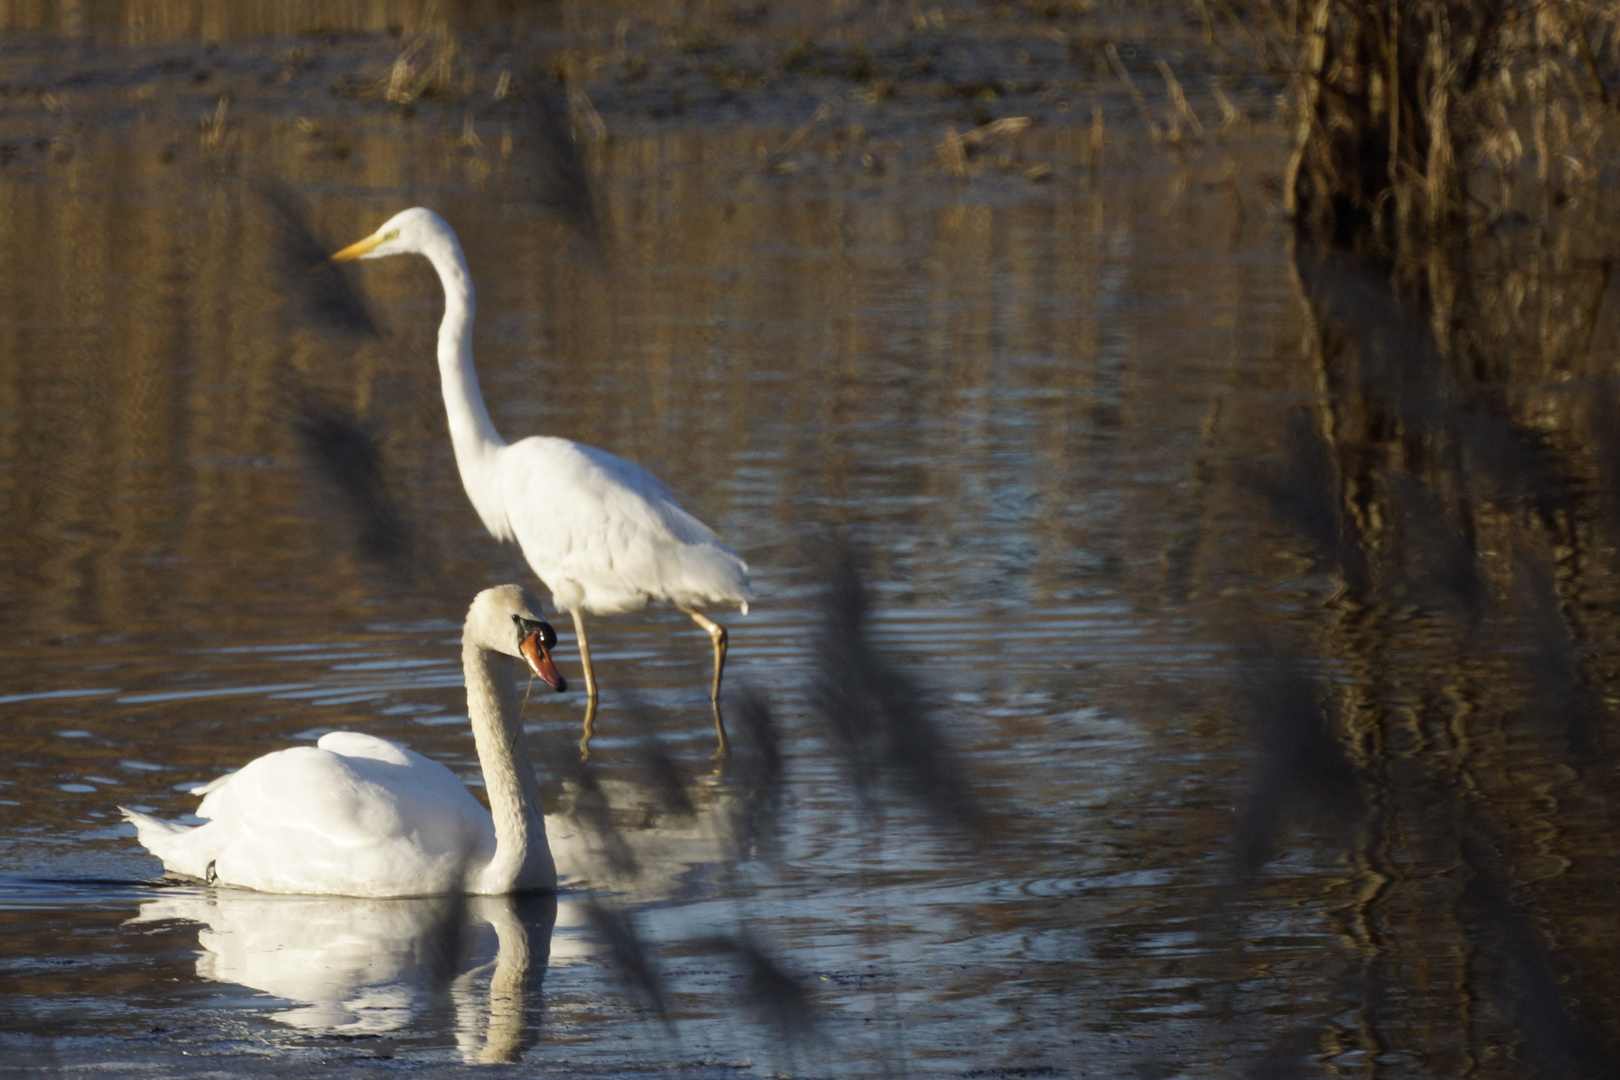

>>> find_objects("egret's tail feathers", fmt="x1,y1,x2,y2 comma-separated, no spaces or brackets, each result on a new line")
663,544,751,613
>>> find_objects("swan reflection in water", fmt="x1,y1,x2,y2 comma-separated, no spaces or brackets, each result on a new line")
130,891,556,1063
129,779,729,1060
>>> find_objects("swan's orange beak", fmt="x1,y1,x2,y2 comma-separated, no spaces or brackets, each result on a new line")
520,632,567,692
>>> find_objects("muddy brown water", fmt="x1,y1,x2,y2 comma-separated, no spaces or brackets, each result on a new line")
2,3,1617,1078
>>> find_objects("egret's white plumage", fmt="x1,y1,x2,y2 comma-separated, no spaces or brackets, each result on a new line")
497,437,745,616
332,208,751,753
119,585,565,897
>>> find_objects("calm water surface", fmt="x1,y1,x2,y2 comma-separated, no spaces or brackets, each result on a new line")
9,4,1597,1078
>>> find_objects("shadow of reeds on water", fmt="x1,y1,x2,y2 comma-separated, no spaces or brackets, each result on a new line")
809,545,986,843
531,545,994,1073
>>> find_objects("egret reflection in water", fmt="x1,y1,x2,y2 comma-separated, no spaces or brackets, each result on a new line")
129,891,555,1063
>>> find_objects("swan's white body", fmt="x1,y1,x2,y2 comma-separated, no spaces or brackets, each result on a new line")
333,208,750,751
120,585,561,897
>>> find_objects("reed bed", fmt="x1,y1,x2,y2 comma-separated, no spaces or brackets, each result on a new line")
1212,0,1619,256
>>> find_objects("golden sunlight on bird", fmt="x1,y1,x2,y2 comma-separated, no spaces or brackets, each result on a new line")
121,586,566,897
331,208,751,757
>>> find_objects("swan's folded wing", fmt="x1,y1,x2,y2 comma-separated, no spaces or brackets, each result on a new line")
196,746,495,896
316,731,415,766
190,771,236,797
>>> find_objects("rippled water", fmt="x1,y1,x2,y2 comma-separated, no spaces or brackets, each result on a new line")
13,3,1611,1078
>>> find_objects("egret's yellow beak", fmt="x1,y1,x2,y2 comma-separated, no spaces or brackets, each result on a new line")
330,233,386,262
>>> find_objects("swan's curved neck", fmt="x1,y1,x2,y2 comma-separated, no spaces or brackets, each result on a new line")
463,636,555,894
425,236,513,541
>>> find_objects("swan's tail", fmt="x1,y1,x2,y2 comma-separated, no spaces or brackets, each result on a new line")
118,807,212,880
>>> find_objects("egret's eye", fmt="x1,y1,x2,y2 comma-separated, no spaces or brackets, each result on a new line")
382,228,400,241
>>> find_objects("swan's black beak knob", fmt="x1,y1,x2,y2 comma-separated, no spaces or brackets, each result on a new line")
514,615,566,692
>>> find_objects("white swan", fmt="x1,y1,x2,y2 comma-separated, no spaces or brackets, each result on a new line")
330,208,751,756
119,585,567,897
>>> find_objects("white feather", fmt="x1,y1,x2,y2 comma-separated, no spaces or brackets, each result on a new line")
119,585,559,898
332,208,752,743
498,437,748,614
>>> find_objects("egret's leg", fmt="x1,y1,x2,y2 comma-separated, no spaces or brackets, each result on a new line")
679,606,730,757
571,609,600,759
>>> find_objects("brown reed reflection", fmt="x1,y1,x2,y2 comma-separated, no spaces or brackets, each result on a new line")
1214,229,1620,1072
0,1,554,45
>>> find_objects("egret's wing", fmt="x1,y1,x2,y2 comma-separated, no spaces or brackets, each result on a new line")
498,437,748,613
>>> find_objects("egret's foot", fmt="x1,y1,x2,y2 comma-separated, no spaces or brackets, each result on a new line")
578,695,599,761
710,700,731,761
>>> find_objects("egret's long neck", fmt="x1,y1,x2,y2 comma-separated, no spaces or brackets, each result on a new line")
463,638,556,894
426,237,513,541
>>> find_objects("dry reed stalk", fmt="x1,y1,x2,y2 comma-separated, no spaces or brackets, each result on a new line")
937,125,968,178
1227,0,1617,255
958,115,1032,147
284,390,415,578
377,30,467,104
1103,42,1164,141
583,900,673,1031
725,687,786,862
808,547,984,840
1157,60,1207,139
1212,82,1243,131
695,934,818,1046
525,86,601,242
764,101,832,174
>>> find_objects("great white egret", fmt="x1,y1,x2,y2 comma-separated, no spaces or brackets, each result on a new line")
119,585,567,897
331,208,751,756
